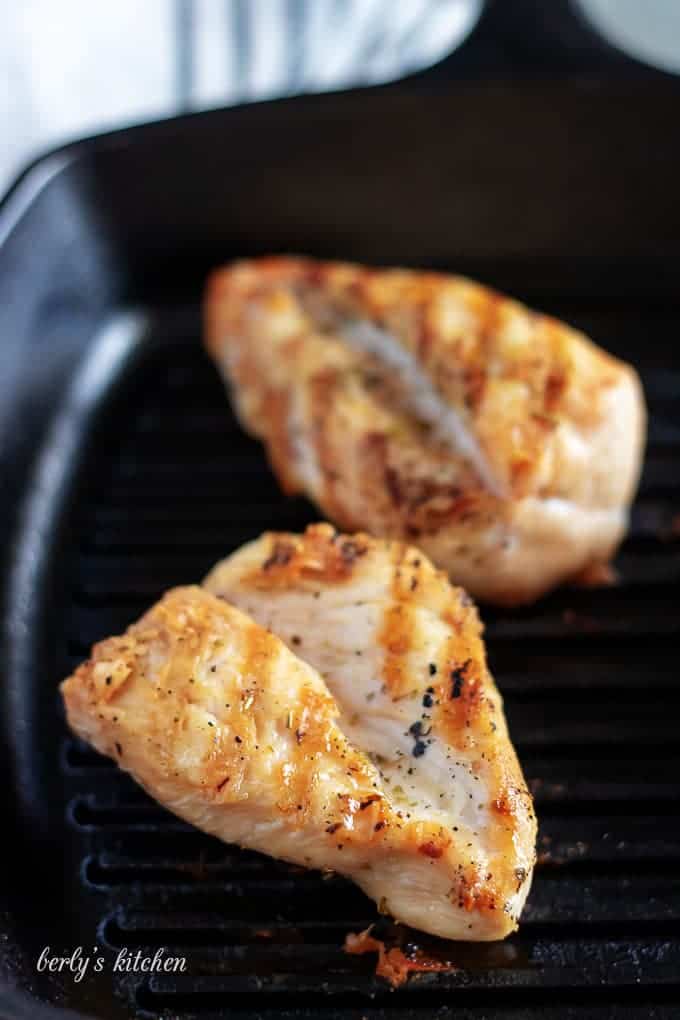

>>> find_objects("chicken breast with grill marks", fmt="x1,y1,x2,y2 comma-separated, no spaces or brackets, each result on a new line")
204,523,536,938
61,527,536,941
205,257,646,605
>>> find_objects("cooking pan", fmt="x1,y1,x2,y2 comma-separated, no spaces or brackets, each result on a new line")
1,76,680,1019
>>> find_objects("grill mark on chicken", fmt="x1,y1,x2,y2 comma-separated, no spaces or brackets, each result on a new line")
308,370,347,525
467,290,502,410
378,544,417,701
379,601,415,702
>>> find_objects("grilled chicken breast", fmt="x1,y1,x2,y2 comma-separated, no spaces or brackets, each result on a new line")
204,523,536,938
62,526,536,941
205,257,646,605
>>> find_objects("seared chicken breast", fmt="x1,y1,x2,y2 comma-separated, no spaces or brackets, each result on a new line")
62,526,535,941
207,523,535,937
205,257,646,605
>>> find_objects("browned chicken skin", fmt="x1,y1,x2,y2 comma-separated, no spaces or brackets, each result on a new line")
205,257,646,605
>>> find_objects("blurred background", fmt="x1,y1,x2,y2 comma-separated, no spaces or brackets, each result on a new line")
2,0,680,196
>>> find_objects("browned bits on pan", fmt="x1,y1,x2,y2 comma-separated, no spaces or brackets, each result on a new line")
344,925,454,987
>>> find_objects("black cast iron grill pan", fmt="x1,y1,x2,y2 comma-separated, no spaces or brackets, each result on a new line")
1,81,680,1020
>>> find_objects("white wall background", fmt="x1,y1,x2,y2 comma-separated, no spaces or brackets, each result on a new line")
0,0,483,194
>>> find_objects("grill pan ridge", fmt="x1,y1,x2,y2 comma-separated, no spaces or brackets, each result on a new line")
1,82,680,1019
